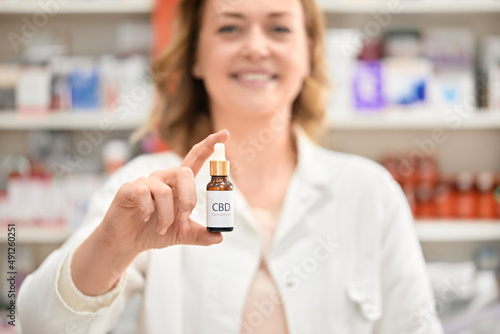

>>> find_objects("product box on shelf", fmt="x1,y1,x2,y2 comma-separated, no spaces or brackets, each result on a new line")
68,58,101,111
352,60,385,111
384,57,432,110
325,28,363,116
15,66,51,114
488,62,500,110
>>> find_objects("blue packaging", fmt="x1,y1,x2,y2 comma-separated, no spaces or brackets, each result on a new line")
68,67,100,110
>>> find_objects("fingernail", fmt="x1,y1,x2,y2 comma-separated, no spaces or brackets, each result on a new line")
143,214,151,222
158,227,168,235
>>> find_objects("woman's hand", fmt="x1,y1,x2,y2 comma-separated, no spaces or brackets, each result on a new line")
99,129,230,254
71,130,230,296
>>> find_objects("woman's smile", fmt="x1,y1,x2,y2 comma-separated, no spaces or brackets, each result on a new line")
230,69,279,89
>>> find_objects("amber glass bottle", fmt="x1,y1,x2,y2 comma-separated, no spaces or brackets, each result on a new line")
206,143,234,232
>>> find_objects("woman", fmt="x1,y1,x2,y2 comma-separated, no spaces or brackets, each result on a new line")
18,0,444,333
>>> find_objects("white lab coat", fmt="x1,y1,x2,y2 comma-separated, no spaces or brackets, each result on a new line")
18,126,444,334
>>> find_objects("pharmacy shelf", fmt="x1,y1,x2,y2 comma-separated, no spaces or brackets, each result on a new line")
0,1,153,14
415,221,500,242
329,110,500,130
1,222,499,244
0,227,71,244
3,110,500,132
320,1,500,14
0,111,147,131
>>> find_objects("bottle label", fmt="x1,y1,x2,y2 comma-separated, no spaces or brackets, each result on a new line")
206,190,234,228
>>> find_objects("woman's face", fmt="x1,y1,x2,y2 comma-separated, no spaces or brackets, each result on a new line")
194,0,311,118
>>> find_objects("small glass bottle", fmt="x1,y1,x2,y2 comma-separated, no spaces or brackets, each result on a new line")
455,172,478,219
476,172,496,219
206,143,234,232
434,176,455,219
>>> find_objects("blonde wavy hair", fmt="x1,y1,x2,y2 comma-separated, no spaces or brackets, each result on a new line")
137,0,330,156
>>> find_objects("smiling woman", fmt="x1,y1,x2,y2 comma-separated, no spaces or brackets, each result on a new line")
142,0,329,156
17,0,444,333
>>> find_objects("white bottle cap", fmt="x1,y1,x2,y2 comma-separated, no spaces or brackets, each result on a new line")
214,143,226,161
210,143,229,176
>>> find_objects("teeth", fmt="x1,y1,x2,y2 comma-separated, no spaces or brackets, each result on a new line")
238,73,273,81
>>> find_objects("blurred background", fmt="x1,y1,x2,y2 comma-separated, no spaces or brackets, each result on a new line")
0,0,500,333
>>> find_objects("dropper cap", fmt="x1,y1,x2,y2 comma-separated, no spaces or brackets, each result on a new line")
210,143,230,176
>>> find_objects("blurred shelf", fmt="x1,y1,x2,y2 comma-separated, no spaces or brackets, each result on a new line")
328,110,500,130
320,1,500,13
415,221,500,242
0,227,70,244
4,109,500,131
1,222,499,244
0,1,153,14
0,111,147,131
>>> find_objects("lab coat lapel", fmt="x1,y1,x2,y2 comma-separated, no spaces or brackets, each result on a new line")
273,125,334,246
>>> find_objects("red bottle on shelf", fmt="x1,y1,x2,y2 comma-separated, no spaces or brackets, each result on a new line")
476,172,496,219
414,156,439,219
415,181,436,219
455,172,478,219
434,176,456,219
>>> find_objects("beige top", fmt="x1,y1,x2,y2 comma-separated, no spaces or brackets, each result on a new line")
239,207,288,334
57,207,288,333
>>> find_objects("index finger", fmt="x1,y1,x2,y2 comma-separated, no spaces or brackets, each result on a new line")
181,129,230,176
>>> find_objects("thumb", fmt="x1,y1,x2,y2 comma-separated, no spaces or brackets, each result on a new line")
177,219,224,246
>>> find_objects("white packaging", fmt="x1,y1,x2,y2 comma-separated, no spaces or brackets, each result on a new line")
489,62,500,111
324,28,363,117
383,57,433,111
16,66,51,113
429,70,475,111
